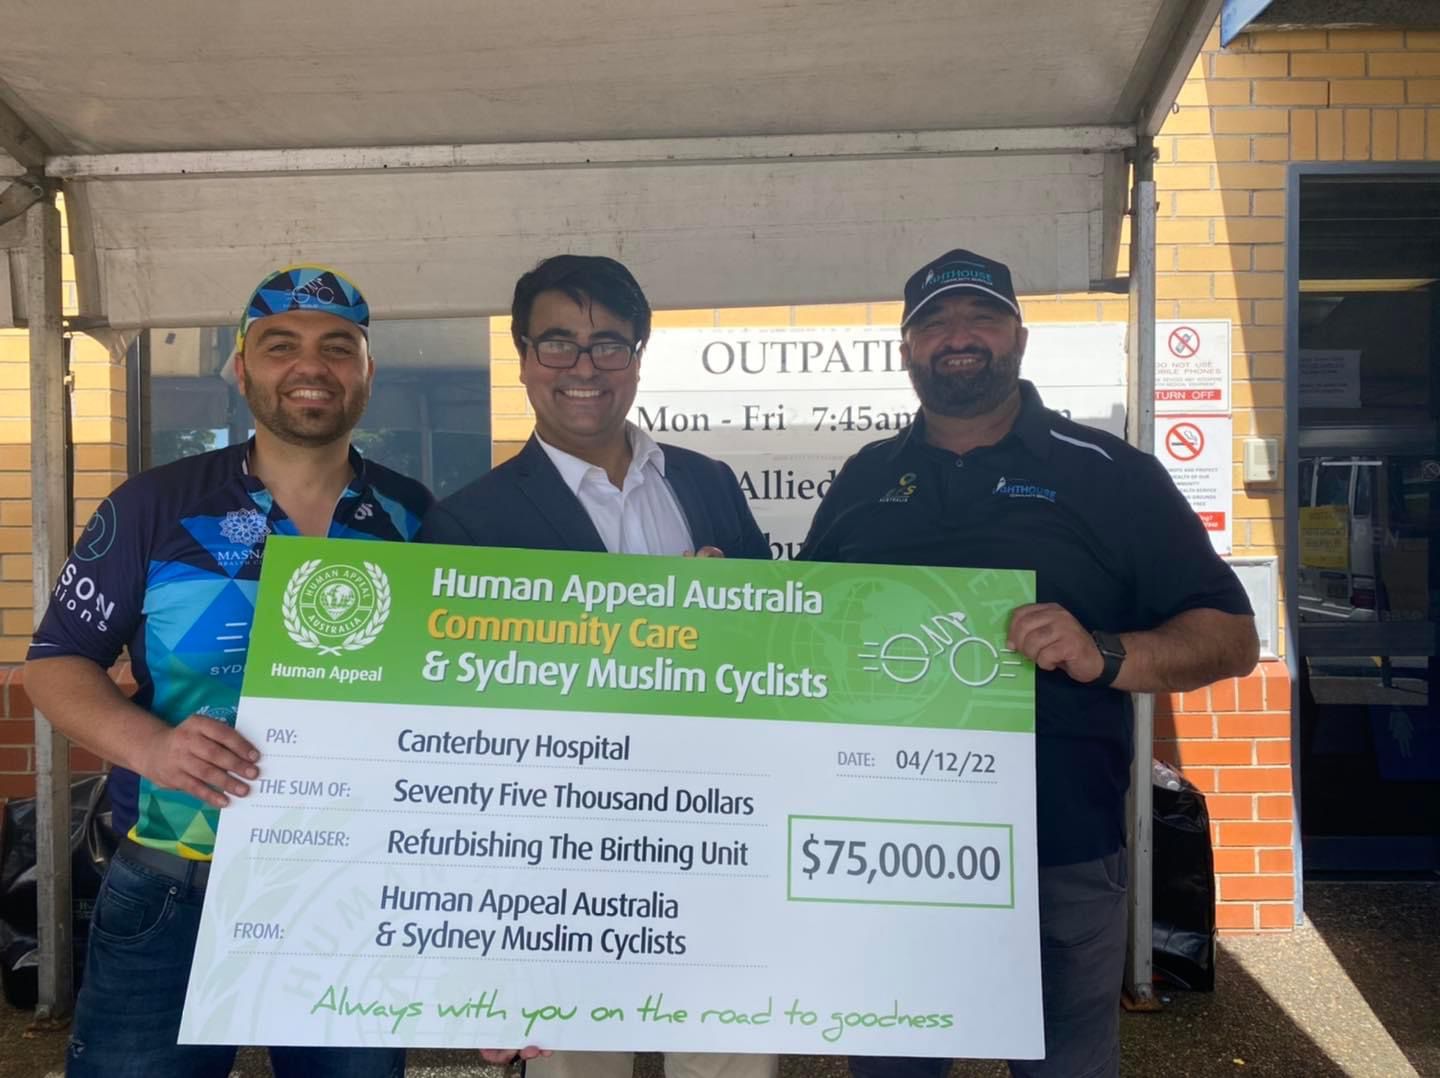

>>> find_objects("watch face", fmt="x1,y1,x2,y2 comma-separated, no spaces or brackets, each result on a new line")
1096,631,1126,659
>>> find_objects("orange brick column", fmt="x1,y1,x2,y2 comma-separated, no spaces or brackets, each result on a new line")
0,664,129,800
1156,659,1295,932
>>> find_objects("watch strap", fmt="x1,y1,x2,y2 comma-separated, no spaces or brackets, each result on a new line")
1091,630,1125,688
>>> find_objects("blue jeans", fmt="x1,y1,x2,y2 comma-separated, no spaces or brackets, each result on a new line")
67,849,405,1078
849,850,1128,1078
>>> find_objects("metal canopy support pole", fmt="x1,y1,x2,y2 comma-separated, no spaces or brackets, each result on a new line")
26,189,74,1020
1123,137,1159,1010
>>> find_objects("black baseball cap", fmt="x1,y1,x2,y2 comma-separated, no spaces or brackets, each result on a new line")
901,249,1021,328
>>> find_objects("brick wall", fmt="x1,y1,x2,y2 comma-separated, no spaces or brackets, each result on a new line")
0,666,126,800
1135,23,1440,930
1157,663,1295,931
489,316,527,465
1012,24,1440,931
0,330,39,668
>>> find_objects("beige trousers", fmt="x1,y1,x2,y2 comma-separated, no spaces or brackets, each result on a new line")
524,1052,779,1078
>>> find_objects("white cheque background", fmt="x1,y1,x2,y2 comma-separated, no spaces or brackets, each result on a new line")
180,701,1042,1058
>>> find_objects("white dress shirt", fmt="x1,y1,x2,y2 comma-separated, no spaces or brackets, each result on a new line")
535,423,695,556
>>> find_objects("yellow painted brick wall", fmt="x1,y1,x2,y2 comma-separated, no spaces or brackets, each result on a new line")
0,195,127,663
489,316,527,464
1148,23,1440,654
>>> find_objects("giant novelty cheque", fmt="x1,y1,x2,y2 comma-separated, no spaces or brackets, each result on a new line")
179,537,1044,1059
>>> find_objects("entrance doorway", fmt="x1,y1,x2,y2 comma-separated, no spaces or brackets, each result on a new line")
1291,171,1440,874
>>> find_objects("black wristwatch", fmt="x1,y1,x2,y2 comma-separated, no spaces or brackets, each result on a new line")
1090,630,1126,688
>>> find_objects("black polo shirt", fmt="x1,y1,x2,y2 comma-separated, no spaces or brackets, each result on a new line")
799,380,1251,866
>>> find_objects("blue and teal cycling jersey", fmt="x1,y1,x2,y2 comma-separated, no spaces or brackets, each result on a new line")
29,441,433,859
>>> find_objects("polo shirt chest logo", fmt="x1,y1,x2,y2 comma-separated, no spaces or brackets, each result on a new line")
991,476,1057,504
879,472,919,504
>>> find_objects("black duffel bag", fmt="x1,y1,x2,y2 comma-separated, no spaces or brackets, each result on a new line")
1151,759,1216,991
0,774,117,1009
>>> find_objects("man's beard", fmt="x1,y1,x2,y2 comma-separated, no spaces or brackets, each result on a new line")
907,343,1022,419
245,378,368,448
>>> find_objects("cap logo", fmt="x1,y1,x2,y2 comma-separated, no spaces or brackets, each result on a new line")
237,264,370,351
926,263,995,292
903,249,1018,329
291,277,339,307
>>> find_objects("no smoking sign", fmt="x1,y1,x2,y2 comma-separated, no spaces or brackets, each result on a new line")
1153,414,1232,556
1164,421,1205,461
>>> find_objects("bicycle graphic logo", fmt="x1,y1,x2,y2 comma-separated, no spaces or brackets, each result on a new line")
291,280,337,307
859,611,1022,688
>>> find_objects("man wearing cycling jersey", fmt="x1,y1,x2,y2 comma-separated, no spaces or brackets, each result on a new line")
799,248,1258,1078
26,264,431,1078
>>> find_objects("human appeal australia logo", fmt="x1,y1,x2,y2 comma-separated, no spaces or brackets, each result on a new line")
283,559,391,656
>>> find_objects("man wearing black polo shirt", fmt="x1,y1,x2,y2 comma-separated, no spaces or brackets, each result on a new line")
799,249,1258,1078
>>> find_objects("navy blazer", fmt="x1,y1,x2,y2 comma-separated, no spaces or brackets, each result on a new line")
419,436,772,560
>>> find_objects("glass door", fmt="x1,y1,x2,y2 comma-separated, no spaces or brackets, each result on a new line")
1294,174,1440,874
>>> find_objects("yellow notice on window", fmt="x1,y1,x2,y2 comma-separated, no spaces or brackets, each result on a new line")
1299,505,1349,570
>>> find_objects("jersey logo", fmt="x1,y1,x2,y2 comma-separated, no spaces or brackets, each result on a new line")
219,509,271,546
879,472,918,504
283,560,391,656
74,498,119,562
991,476,1056,503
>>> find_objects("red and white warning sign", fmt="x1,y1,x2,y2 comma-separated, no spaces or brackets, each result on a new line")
1168,326,1202,358
1164,420,1205,461
1155,414,1233,555
1155,319,1231,414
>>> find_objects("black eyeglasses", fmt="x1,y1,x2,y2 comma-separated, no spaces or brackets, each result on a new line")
522,336,637,370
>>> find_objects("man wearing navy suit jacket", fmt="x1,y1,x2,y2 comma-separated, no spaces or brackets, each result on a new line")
419,254,776,1078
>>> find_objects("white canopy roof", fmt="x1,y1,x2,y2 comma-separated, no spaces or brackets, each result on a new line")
0,0,1218,328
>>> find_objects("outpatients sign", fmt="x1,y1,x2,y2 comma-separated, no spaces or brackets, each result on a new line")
180,537,1044,1058
633,324,1127,558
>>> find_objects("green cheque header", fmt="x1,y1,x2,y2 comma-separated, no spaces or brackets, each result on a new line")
247,537,1035,733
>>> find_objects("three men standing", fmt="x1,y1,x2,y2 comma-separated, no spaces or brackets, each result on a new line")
27,247,1257,1078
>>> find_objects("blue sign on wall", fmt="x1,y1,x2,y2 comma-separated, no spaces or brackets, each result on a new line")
1221,0,1277,45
